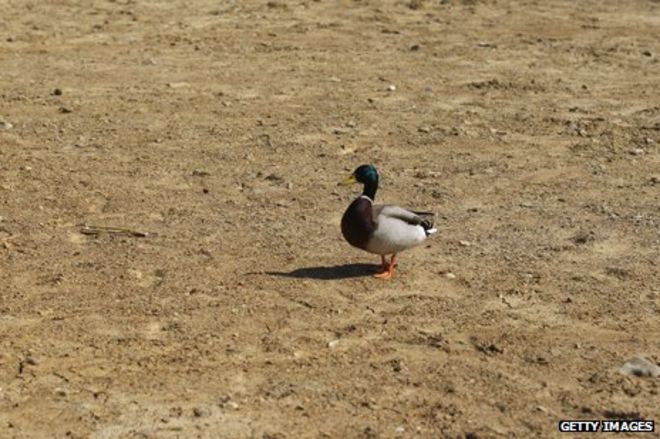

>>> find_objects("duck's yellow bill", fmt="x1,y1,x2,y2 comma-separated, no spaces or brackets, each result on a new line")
341,175,357,186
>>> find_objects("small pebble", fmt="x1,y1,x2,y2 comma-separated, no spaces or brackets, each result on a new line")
54,388,68,397
167,82,190,89
459,240,471,247
649,175,660,185
192,407,205,417
395,426,405,433
641,50,653,57
629,148,644,156
418,126,431,133
387,84,396,92
52,88,62,96
0,120,12,130
327,340,339,348
444,272,456,279
25,355,38,366
225,401,239,410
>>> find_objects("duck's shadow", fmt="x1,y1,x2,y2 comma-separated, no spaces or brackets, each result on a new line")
265,263,376,280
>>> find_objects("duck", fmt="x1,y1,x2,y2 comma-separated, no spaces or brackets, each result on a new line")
340,164,437,279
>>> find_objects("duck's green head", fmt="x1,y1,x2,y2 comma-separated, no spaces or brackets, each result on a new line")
353,164,379,185
343,164,379,186
342,164,379,199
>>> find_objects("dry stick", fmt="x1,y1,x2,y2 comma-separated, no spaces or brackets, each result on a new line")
80,225,148,237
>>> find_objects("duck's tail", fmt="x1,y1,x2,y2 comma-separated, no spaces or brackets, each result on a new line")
413,211,437,236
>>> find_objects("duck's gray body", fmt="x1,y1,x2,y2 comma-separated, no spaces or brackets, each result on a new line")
341,195,436,256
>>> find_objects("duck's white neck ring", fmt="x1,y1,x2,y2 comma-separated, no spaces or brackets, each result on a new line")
359,195,373,203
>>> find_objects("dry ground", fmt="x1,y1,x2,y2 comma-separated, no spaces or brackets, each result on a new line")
1,0,659,437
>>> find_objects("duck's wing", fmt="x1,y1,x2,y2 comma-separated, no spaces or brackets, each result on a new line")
373,205,436,233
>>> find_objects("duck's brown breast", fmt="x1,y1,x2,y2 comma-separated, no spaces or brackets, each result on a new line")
341,197,375,250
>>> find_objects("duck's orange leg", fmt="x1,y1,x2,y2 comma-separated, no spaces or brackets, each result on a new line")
374,254,397,280
374,255,388,273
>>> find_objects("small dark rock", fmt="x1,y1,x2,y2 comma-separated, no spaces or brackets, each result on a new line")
53,88,63,96
535,356,549,365
361,426,378,439
266,1,286,8
471,337,503,355
387,358,403,372
58,107,72,114
571,231,594,245
603,409,641,419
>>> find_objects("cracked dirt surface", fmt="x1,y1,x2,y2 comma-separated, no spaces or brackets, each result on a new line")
0,1,658,437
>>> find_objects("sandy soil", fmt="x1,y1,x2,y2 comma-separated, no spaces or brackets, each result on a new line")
1,0,659,437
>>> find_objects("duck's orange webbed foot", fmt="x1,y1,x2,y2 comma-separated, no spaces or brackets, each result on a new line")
373,254,396,280
373,269,393,280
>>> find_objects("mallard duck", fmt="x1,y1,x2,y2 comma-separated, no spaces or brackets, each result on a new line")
340,164,437,279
